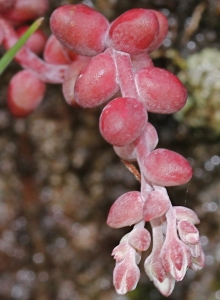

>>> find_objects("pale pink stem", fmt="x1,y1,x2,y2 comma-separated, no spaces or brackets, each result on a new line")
112,48,139,99
133,220,145,229
150,217,164,249
134,130,152,199
131,53,153,71
134,130,150,164
0,17,68,83
165,206,178,239
111,48,153,204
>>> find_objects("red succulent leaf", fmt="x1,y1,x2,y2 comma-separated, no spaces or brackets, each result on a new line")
108,9,159,55
7,70,46,117
50,4,109,56
62,56,91,106
147,10,168,53
143,189,170,221
43,34,71,65
135,67,187,113
99,97,148,146
142,148,193,186
75,52,119,108
107,191,143,228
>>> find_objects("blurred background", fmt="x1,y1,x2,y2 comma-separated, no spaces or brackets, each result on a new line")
0,0,220,299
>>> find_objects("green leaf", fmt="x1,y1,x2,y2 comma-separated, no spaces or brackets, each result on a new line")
0,17,44,75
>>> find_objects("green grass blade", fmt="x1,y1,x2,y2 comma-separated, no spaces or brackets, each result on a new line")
0,17,44,75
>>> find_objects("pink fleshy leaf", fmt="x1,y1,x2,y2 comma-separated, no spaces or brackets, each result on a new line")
107,191,143,228
128,227,151,251
143,189,170,221
142,148,193,186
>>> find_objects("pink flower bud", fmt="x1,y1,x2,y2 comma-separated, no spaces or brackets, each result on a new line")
144,251,175,296
128,227,151,251
190,251,205,271
112,242,130,262
161,237,189,281
113,250,140,294
174,206,200,224
153,273,176,297
145,251,166,282
177,219,199,244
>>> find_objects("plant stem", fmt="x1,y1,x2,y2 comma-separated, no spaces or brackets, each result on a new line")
0,17,44,75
